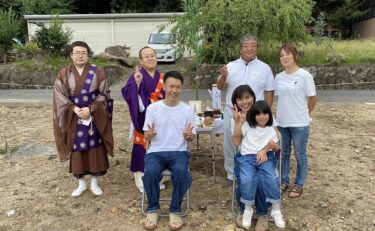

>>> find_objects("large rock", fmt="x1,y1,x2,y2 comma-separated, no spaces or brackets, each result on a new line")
105,45,131,57
11,141,56,156
94,45,133,67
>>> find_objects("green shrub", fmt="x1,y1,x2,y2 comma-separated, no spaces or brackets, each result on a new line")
33,16,73,55
14,42,42,54
326,52,347,65
0,7,21,63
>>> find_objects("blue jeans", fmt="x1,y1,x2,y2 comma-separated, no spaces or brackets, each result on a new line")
237,152,280,206
234,152,276,214
143,151,192,213
278,126,310,187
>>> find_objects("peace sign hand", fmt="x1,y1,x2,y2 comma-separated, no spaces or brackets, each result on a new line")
145,123,157,141
230,105,246,125
183,123,194,141
134,65,143,86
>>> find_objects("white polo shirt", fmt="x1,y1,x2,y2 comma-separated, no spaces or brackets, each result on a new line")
223,57,275,106
275,68,316,127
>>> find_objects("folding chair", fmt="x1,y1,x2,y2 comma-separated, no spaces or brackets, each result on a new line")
141,168,190,217
141,143,191,217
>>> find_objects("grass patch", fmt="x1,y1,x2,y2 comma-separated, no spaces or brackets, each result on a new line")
258,39,375,66
16,57,119,71
0,144,19,155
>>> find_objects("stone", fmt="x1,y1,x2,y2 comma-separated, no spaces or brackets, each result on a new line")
320,202,328,208
11,141,56,156
111,207,119,214
93,45,133,67
6,210,15,217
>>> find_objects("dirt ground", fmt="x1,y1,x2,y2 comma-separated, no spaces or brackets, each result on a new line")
0,102,374,231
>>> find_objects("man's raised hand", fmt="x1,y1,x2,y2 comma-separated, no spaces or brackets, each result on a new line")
134,65,143,86
219,64,228,78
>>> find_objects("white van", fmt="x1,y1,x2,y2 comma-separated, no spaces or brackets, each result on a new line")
147,31,176,62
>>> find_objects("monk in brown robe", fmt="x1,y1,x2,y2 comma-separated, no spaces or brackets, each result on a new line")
53,41,114,197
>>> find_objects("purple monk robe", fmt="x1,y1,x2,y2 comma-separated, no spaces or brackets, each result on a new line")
121,67,164,172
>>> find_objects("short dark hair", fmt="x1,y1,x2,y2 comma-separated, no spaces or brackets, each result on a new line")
70,41,93,57
247,100,273,128
164,71,184,84
138,46,156,59
231,85,256,110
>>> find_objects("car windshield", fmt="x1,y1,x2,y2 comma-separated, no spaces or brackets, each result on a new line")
148,33,175,44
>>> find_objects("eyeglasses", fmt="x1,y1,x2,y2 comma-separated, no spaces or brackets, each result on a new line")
72,52,88,56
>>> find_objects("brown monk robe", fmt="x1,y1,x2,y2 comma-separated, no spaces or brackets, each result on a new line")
53,41,113,197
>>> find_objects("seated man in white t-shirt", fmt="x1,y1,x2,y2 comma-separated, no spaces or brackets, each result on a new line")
142,71,196,231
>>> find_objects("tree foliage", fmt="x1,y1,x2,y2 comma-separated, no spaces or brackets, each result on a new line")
21,0,74,14
314,12,327,45
0,7,21,63
109,0,183,13
160,0,205,99
313,0,368,38
33,17,73,55
168,0,314,64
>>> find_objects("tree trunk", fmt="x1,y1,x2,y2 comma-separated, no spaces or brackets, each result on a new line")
3,53,6,64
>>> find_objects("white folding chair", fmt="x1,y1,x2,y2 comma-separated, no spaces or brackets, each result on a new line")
141,168,190,217
141,143,191,217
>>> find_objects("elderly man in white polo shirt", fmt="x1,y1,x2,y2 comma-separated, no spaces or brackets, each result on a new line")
217,34,275,229
217,34,275,186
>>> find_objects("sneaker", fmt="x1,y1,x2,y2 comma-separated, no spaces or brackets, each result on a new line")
242,209,253,229
221,178,233,188
270,210,285,228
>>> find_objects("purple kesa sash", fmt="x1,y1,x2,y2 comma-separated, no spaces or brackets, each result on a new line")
68,64,102,152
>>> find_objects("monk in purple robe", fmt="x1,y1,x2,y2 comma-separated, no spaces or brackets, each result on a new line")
121,46,164,192
53,41,114,197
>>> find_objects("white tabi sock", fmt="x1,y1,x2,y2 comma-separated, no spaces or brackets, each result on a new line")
134,172,144,193
90,176,103,196
71,178,87,197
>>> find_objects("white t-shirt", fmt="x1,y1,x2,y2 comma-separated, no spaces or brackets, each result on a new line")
240,123,278,155
143,100,196,153
230,116,278,133
275,68,316,127
223,57,275,106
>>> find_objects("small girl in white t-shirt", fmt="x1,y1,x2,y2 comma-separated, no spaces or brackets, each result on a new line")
232,100,285,229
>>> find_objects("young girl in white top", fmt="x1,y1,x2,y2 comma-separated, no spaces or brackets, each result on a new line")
232,100,285,229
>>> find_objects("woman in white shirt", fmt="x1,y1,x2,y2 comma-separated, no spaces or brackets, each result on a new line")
275,44,317,198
